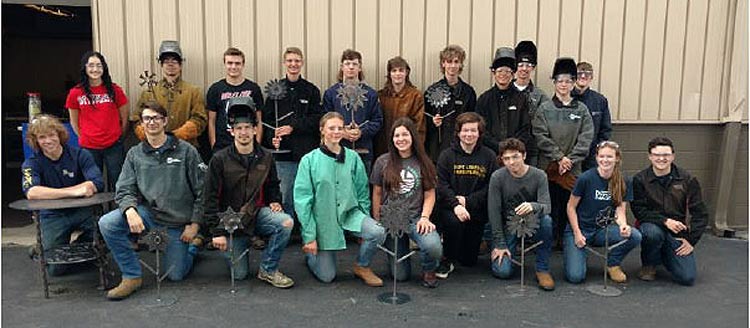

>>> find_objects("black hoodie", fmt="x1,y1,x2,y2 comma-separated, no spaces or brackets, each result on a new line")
436,140,499,221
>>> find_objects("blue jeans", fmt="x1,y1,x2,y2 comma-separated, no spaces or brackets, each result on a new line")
39,207,96,276
563,224,642,284
99,205,195,280
305,216,385,283
275,161,298,218
84,140,125,192
384,222,443,281
492,214,553,278
639,222,697,286
220,207,293,280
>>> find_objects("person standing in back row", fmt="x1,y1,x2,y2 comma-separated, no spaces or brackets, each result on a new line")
572,61,612,171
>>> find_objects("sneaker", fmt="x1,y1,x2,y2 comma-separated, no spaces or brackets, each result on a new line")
638,266,657,281
422,271,439,288
106,277,142,300
353,264,383,287
535,271,555,291
607,266,628,283
435,260,454,279
257,269,295,289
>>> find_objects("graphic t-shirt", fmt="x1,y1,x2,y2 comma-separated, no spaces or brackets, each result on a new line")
571,168,633,232
370,153,424,221
206,79,264,151
65,83,128,149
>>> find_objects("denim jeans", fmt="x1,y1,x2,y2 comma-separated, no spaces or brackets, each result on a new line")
492,214,553,278
99,205,195,280
384,222,443,281
220,207,293,280
563,224,642,284
39,207,96,276
305,216,386,283
275,161,298,218
84,140,125,192
639,222,697,286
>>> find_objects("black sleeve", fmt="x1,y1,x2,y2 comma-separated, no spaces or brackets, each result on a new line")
291,84,324,134
513,95,533,150
204,156,227,238
437,150,460,209
264,156,283,204
687,177,708,246
630,174,667,227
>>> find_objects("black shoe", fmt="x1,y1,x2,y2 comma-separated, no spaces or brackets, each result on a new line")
435,260,454,279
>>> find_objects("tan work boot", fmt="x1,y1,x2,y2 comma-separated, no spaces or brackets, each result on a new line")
638,266,657,281
607,266,627,283
535,271,555,291
353,264,383,287
106,277,142,300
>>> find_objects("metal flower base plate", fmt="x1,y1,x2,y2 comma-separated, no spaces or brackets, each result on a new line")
586,284,622,297
505,285,539,297
141,294,177,307
378,292,411,305
218,288,250,299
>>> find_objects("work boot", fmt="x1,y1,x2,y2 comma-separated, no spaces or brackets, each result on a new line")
106,277,142,300
638,266,657,281
535,271,555,291
257,269,295,289
353,264,383,287
421,271,439,288
607,266,627,283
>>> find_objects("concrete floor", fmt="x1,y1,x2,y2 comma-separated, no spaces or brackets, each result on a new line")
1,233,747,328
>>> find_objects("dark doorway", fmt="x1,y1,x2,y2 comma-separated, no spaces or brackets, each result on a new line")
2,3,92,227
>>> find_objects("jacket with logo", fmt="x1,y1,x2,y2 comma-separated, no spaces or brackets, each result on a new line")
476,85,533,156
532,96,594,176
436,141,499,222
116,134,206,227
631,164,708,246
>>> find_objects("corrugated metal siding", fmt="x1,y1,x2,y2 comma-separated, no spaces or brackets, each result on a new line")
92,0,747,122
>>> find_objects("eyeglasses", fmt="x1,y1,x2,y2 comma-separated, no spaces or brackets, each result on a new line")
141,115,165,123
577,71,593,78
597,140,620,149
554,79,574,85
493,68,514,75
161,59,180,65
517,62,535,68
649,152,673,158
86,64,103,69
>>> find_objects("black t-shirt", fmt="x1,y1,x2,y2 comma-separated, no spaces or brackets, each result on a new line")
206,79,264,152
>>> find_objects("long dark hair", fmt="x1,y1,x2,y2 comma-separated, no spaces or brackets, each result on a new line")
597,141,625,207
382,117,437,192
78,51,115,106
381,56,415,97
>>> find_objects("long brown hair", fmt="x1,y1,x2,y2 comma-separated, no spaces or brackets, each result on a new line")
598,141,625,207
382,117,436,192
381,56,415,97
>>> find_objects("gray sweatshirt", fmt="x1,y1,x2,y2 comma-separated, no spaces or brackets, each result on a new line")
532,96,594,176
488,166,551,249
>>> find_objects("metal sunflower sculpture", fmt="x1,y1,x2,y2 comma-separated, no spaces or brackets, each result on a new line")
139,228,169,252
425,84,450,110
506,211,540,239
379,200,411,239
336,80,367,112
265,79,288,101
219,207,244,234
138,70,158,93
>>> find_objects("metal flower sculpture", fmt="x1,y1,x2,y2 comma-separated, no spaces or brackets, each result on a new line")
506,211,540,238
595,206,616,228
425,84,450,110
219,207,244,234
138,70,158,93
336,80,367,112
379,200,411,238
265,79,288,101
139,228,169,252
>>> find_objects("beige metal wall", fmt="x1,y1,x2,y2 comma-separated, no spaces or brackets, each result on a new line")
92,0,748,123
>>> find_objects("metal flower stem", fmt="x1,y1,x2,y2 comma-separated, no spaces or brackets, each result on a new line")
274,100,280,150
520,236,525,288
350,105,358,150
229,233,237,293
390,236,398,300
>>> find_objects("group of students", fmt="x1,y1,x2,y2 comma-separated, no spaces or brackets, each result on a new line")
21,39,707,301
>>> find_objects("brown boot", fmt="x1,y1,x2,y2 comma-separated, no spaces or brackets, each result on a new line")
638,266,657,281
106,277,142,300
535,271,555,291
353,264,383,287
607,266,627,283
